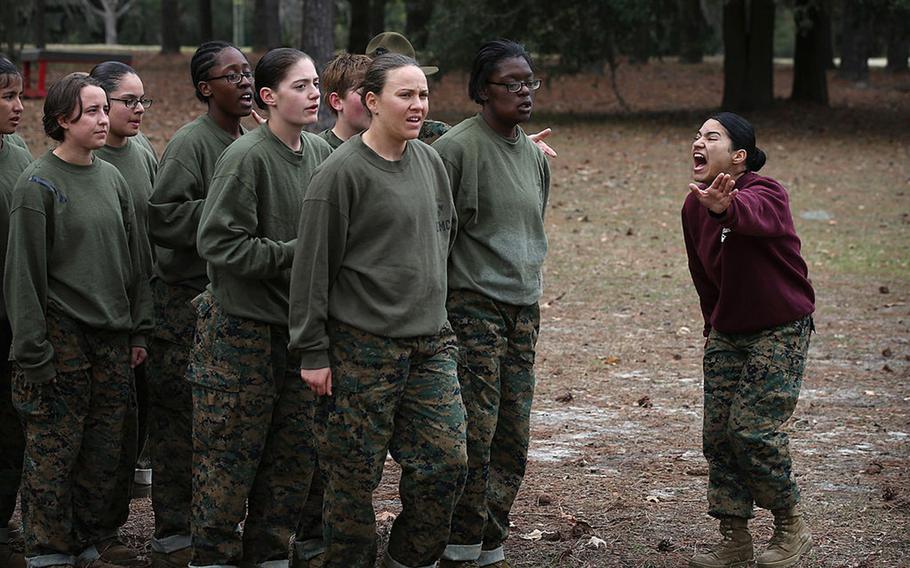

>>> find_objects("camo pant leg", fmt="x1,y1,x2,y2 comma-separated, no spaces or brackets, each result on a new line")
385,324,467,568
189,293,314,566
442,291,509,561
0,318,25,529
480,302,538,559
316,321,466,568
12,310,130,563
98,368,138,536
242,327,316,565
292,460,325,561
146,279,196,551
704,316,812,518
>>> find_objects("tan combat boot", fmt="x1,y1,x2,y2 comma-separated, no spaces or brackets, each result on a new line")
756,507,812,568
689,516,753,568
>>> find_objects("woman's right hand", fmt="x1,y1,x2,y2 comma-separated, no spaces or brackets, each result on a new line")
301,367,332,396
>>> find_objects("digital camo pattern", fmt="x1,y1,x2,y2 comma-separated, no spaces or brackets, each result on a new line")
444,290,539,556
187,292,316,566
702,316,812,519
12,307,131,559
315,320,467,568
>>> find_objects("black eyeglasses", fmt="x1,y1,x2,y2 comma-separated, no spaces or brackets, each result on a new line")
110,97,153,109
487,79,541,93
206,71,253,84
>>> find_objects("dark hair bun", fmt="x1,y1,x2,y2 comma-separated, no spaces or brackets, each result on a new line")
747,146,766,172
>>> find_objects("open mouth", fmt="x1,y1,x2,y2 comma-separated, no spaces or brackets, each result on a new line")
693,152,707,171
406,115,423,126
518,101,532,112
239,93,253,105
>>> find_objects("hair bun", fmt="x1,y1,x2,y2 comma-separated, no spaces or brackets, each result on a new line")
748,147,766,172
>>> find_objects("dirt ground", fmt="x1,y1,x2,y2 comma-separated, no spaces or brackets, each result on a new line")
9,54,910,567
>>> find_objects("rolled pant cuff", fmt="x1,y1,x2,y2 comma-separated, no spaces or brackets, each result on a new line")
151,534,192,553
382,552,438,568
477,547,505,566
26,554,76,568
292,538,324,561
78,545,100,562
441,543,482,561
256,561,288,568
188,564,237,568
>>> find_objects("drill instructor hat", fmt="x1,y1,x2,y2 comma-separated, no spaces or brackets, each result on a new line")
365,32,439,75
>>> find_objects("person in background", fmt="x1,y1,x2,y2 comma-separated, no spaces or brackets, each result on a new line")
89,61,157,556
682,112,814,568
318,53,372,150
434,40,550,568
5,71,153,568
145,41,253,568
0,55,32,568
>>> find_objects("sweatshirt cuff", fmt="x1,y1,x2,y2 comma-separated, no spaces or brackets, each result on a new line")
23,360,56,384
130,335,148,350
299,349,330,370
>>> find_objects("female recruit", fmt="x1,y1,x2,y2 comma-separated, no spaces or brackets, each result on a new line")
683,112,814,568
433,40,550,568
191,47,331,567
288,53,467,568
89,61,156,553
145,41,253,568
5,72,153,568
0,56,31,568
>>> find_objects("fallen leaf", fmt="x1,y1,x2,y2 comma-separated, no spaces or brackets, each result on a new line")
637,395,653,408
519,529,543,541
879,286,890,294
555,391,574,403
882,348,893,357
586,536,607,549
376,511,396,522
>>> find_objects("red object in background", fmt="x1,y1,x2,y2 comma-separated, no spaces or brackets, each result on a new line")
20,48,133,98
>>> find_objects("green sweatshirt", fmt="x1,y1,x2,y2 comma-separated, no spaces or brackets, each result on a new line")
148,114,243,291
5,133,30,154
0,140,34,319
289,135,456,369
4,151,154,383
318,128,345,150
433,115,550,305
96,138,157,271
135,131,158,158
198,124,332,326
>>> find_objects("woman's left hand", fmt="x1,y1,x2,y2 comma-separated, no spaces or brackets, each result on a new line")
689,173,737,215
131,347,148,368
529,128,558,158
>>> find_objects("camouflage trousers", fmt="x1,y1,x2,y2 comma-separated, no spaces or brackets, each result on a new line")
703,315,813,519
146,279,196,553
1,318,24,530
291,461,325,561
316,320,467,568
11,307,132,565
441,291,539,564
188,291,317,566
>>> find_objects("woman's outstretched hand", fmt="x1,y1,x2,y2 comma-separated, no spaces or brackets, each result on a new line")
689,173,737,215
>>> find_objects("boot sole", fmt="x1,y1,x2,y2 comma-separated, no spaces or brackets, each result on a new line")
756,535,813,568
689,559,753,568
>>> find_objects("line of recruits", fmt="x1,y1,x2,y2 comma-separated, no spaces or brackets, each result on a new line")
0,33,551,568
0,28,816,568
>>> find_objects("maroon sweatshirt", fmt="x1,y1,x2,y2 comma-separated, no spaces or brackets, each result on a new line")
681,171,815,336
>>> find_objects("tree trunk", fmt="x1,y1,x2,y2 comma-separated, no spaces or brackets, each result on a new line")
791,0,829,104
678,0,706,64
347,0,369,53
820,2,835,69
103,5,118,44
302,0,334,132
35,0,46,49
369,0,386,37
160,0,179,53
885,7,909,73
404,0,433,50
722,0,775,111
2,0,18,58
253,0,282,51
837,0,872,82
198,0,213,43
